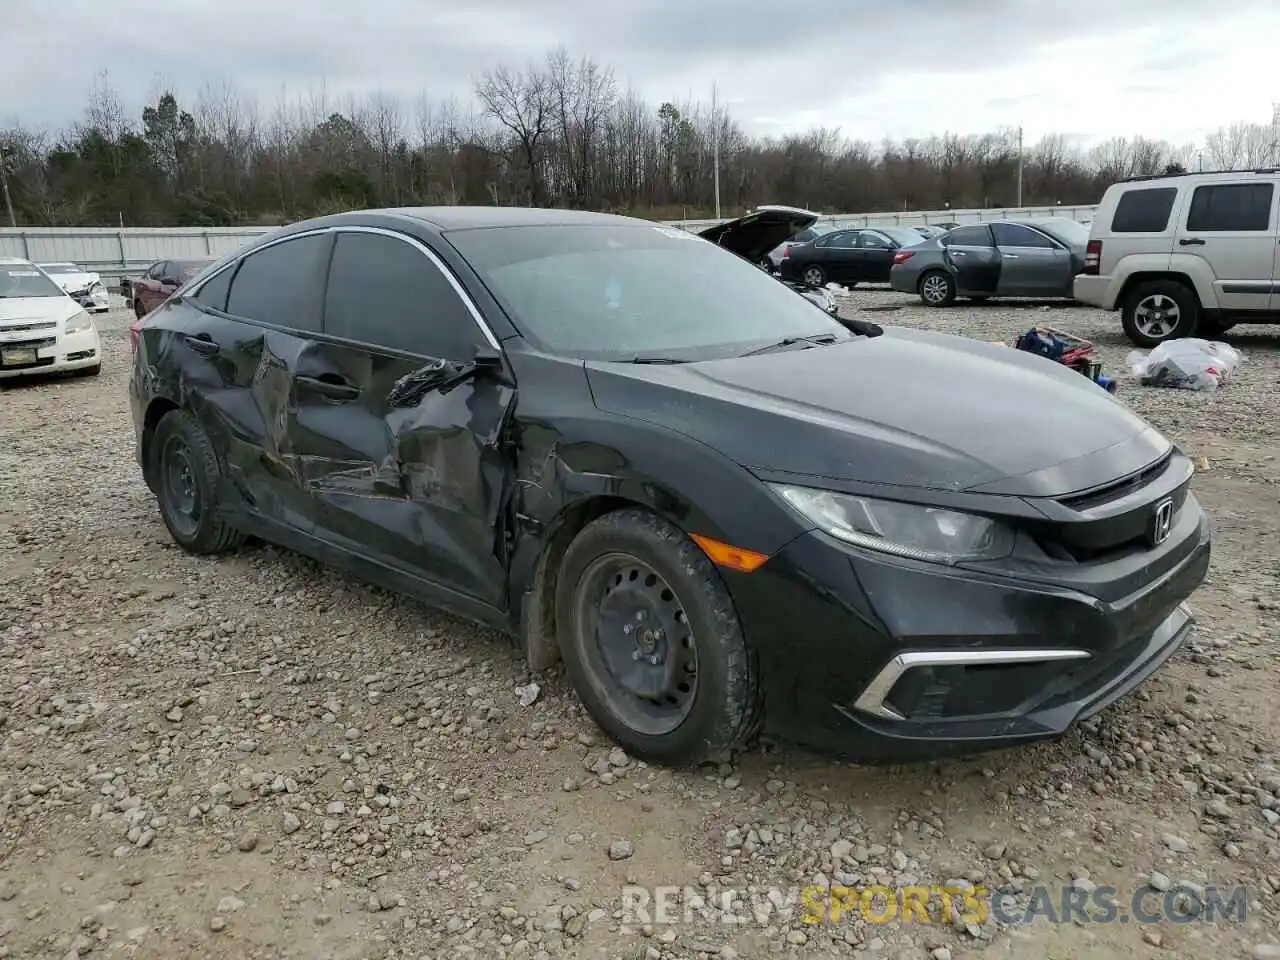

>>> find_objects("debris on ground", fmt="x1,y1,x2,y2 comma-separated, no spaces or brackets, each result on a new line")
1127,337,1243,391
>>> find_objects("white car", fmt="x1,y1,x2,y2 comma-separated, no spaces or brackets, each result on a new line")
38,261,111,313
0,257,102,379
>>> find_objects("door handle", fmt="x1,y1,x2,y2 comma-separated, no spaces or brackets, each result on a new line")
182,334,219,355
952,251,967,257
1179,238,1205,246
1003,254,1020,259
297,374,361,402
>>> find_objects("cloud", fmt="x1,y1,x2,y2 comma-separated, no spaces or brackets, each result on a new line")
2,0,1275,149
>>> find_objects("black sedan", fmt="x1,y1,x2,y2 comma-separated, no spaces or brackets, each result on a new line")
778,226,926,287
128,207,1209,766
890,218,1090,306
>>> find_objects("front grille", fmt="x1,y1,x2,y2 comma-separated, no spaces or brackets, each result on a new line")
0,321,57,334
1031,452,1192,563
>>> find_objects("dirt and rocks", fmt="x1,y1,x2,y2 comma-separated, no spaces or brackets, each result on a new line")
1,292,1278,960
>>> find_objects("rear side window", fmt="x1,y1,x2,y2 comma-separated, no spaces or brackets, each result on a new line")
944,225,994,247
1186,183,1275,231
991,223,1055,248
190,266,233,312
1111,187,1177,233
225,234,329,331
323,231,480,360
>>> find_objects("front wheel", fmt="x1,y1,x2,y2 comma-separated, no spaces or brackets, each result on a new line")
555,509,761,766
919,270,956,307
1121,279,1198,347
149,410,247,554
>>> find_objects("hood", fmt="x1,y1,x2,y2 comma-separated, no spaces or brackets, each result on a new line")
586,327,1167,498
698,207,818,263
0,296,83,326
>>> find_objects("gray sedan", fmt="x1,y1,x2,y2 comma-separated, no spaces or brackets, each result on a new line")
889,218,1090,306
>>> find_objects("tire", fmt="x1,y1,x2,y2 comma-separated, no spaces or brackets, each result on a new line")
555,508,761,766
801,264,827,287
1121,279,1198,348
919,270,956,307
148,409,247,555
134,299,146,320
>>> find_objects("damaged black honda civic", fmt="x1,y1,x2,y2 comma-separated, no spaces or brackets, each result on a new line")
128,206,1211,766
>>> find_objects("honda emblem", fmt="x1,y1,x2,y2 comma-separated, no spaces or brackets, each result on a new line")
1151,497,1174,546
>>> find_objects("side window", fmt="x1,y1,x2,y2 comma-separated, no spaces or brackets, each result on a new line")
944,225,994,247
857,231,892,249
827,231,859,249
190,266,234,312
146,261,165,280
225,234,329,331
793,228,816,243
1186,183,1275,232
1112,187,1178,233
991,223,1055,248
324,231,481,359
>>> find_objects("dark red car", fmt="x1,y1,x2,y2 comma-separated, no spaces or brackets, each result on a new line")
130,258,214,318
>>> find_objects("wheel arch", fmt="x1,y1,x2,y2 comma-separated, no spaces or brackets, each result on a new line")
140,395,182,492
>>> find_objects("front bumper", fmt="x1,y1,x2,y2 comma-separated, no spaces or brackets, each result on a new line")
0,328,101,379
724,504,1210,761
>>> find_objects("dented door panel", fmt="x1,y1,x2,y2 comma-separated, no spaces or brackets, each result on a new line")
287,339,515,606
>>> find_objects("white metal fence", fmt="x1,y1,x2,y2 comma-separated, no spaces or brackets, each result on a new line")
0,204,1098,280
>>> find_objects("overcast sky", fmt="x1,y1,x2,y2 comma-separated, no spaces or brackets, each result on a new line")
3,0,1276,149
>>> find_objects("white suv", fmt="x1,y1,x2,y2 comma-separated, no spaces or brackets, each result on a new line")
1074,169,1280,346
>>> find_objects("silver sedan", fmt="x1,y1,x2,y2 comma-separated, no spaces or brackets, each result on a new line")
889,218,1090,306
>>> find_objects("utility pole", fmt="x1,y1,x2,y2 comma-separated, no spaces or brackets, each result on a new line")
1015,126,1023,208
0,145,15,228
712,83,721,219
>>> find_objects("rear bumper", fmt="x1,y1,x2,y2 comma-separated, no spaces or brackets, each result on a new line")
1072,275,1115,309
888,267,917,294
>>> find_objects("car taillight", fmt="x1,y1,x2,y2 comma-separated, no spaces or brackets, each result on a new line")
1083,239,1102,275
893,251,914,264
782,246,791,258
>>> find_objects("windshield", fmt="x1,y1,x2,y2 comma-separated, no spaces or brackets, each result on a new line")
0,266,66,299
1036,218,1090,247
447,224,852,361
39,263,82,274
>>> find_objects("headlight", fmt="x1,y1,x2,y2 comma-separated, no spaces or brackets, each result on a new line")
91,282,105,294
770,484,1014,563
64,310,94,334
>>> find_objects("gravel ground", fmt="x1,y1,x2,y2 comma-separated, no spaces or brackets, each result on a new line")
1,291,1278,960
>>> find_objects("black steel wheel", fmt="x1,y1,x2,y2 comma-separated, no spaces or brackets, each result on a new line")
149,410,247,554
555,509,761,765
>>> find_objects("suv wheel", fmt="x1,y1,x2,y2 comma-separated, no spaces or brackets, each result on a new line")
1122,279,1198,347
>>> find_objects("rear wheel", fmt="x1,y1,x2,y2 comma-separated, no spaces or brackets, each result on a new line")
801,264,827,287
149,410,247,554
555,509,761,766
1121,279,1198,347
919,270,956,307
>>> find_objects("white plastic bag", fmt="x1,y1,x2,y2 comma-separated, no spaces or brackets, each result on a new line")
1126,338,1243,392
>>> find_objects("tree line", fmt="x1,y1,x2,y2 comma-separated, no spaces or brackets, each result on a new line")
1,51,1277,228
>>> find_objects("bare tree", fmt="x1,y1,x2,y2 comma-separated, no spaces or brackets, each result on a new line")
475,64,551,205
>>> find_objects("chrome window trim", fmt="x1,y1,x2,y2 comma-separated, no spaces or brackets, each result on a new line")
186,223,503,353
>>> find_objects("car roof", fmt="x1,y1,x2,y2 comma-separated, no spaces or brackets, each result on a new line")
0,256,35,265
375,206,650,231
